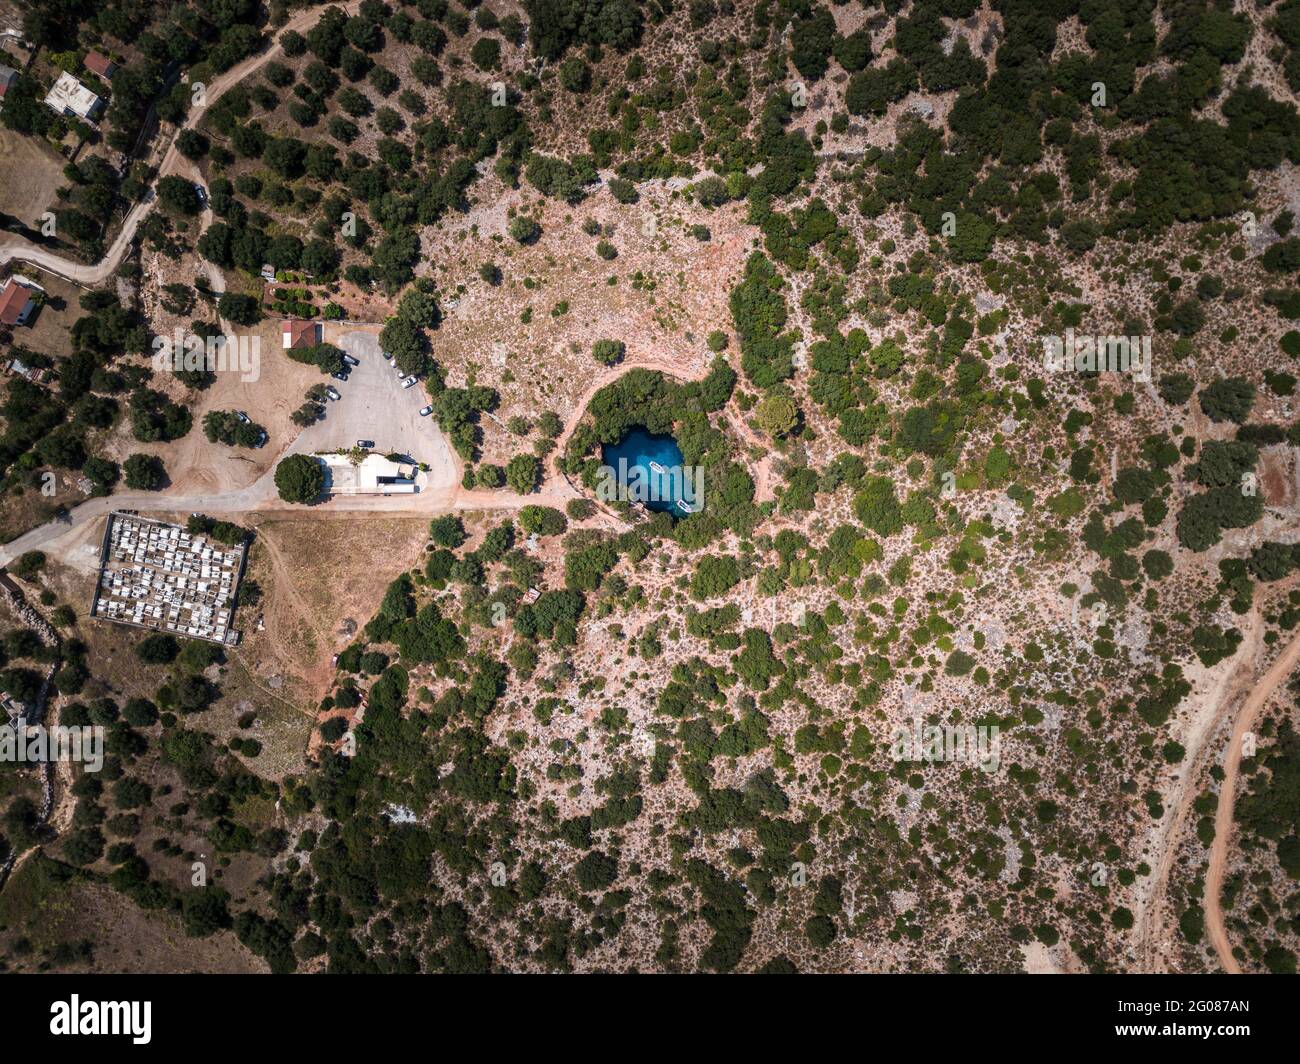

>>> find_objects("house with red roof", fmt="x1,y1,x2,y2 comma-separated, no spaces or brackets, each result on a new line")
0,278,36,327
282,319,321,349
84,51,118,82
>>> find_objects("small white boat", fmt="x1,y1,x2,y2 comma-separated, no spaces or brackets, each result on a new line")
648,460,667,475
676,499,695,514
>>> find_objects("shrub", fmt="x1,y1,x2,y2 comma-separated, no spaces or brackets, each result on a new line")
508,215,540,243
11,551,46,580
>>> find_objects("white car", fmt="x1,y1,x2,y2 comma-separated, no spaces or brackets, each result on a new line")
325,386,341,401
419,404,433,417
401,376,418,389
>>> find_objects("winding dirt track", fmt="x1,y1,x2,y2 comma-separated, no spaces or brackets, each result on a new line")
1134,610,1261,972
1203,624,1300,972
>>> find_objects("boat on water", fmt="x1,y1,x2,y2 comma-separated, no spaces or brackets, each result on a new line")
676,498,696,514
648,460,668,475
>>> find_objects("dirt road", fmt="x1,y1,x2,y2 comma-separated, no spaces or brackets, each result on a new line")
0,453,575,569
1203,624,1300,972
1133,611,1261,972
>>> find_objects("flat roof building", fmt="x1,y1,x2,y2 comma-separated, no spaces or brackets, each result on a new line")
318,452,418,495
44,71,102,121
0,64,17,98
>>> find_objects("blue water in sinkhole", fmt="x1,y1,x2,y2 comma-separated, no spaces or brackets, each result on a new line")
600,427,695,514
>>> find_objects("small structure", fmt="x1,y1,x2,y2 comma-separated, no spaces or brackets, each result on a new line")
260,264,276,282
1,691,25,725
0,277,36,326
43,71,102,121
5,356,47,382
0,64,17,99
282,318,321,349
83,51,117,82
318,452,418,495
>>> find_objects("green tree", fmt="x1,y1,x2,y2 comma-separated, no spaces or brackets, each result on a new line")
1199,377,1255,423
755,394,798,438
275,454,324,503
136,633,179,664
505,454,540,494
123,454,166,491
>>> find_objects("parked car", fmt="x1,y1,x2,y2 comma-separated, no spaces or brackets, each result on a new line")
331,370,348,381
401,376,418,389
194,183,208,205
325,386,341,401
341,353,360,366
356,439,374,449
381,350,393,360
419,405,433,417
235,410,250,424
254,430,268,447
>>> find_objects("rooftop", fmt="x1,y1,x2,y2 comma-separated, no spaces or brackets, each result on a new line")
43,70,101,120
318,452,418,495
0,278,33,325
282,318,320,349
83,51,116,79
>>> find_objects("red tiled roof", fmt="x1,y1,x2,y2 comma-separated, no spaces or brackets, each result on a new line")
282,319,319,348
84,51,116,78
0,280,32,326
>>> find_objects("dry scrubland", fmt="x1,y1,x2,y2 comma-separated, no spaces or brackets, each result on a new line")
0,0,1298,975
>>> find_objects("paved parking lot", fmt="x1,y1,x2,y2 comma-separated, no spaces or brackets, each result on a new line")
295,330,444,467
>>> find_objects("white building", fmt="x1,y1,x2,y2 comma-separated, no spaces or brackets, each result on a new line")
44,71,102,121
318,453,418,495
